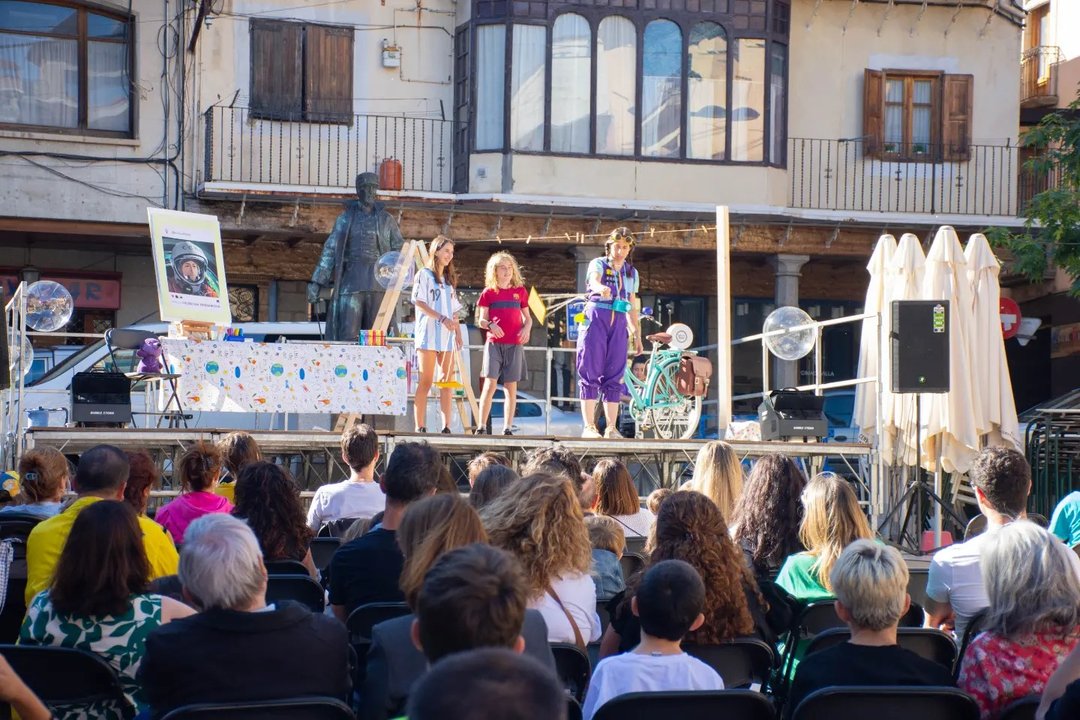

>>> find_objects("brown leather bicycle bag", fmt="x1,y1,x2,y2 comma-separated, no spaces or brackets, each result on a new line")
676,355,713,397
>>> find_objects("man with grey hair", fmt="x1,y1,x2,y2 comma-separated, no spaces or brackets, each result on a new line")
785,540,954,718
137,514,349,717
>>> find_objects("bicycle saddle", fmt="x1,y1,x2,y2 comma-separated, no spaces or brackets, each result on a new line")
646,332,672,345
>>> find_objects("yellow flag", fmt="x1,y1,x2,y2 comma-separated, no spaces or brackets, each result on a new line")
528,287,547,325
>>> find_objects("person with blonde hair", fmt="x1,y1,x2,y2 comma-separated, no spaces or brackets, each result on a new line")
475,251,531,436
686,441,744,521
3,447,68,517
481,473,600,645
776,473,873,602
411,235,463,434
592,458,654,537
959,521,1080,720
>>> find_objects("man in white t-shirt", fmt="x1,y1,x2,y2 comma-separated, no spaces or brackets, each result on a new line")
307,424,384,532
582,560,723,720
925,446,1080,639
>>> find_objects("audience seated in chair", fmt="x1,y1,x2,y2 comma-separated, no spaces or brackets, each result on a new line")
1049,490,1080,549
957,521,1080,720
469,464,519,510
307,424,385,532
521,447,593,510
466,451,512,488
2,447,68,519
407,647,566,720
19,500,194,717
124,450,161,521
785,540,954,719
646,487,672,516
329,442,440,620
601,491,773,658
685,441,744,523
214,431,262,504
137,514,349,718
591,459,655,538
482,473,601,645
586,515,626,603
25,444,178,605
155,443,233,544
731,453,808,580
582,560,723,720
232,462,318,579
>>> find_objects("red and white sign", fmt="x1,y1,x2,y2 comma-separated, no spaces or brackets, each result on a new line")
1000,297,1021,340
1,274,121,310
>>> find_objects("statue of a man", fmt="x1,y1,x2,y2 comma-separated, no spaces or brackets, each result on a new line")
307,172,404,341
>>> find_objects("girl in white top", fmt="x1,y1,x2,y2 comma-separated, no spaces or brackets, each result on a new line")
592,458,656,538
410,235,463,433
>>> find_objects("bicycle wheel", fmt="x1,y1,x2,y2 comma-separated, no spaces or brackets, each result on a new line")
643,357,702,440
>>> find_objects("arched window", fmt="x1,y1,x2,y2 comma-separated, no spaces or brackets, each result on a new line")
551,14,591,154
0,0,133,134
641,20,682,158
687,23,727,160
595,16,636,156
510,24,546,151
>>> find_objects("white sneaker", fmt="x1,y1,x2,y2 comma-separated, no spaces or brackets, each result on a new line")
604,426,624,439
582,425,602,438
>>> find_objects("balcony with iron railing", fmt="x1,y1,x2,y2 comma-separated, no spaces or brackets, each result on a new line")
1021,46,1062,107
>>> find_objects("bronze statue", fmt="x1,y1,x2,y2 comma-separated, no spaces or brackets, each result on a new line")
308,172,404,341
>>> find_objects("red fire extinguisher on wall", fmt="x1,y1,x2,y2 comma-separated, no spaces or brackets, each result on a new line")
379,158,403,191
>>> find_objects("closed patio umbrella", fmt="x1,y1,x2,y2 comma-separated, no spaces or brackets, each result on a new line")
854,234,896,445
882,233,926,468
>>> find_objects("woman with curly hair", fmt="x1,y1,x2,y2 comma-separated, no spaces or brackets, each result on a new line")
600,490,771,658
686,441,744,521
731,454,808,578
155,443,232,543
481,473,600,645
232,461,317,578
591,458,654,537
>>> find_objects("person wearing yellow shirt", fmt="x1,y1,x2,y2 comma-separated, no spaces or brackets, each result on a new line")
25,444,178,605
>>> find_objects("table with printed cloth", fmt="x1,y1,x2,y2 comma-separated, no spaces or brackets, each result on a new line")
161,339,407,415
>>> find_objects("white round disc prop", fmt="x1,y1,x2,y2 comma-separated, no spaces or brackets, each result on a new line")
665,323,694,351
25,280,74,332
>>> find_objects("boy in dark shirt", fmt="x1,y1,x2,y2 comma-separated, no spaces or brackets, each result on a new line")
786,540,954,718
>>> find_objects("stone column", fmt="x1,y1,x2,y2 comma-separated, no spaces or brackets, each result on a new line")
770,254,810,390
571,246,603,293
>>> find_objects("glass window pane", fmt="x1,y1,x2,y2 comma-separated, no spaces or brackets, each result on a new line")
551,13,590,154
913,79,932,104
475,25,506,151
912,106,931,149
0,33,77,127
769,43,786,164
596,16,635,156
687,22,726,160
731,38,765,162
88,13,127,40
885,78,903,103
884,105,902,146
0,1,77,34
510,24,546,151
642,20,681,158
88,40,129,131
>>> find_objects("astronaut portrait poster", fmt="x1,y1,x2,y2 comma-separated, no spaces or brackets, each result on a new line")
147,209,232,325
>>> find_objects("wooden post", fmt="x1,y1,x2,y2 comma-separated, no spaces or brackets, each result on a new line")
715,207,732,435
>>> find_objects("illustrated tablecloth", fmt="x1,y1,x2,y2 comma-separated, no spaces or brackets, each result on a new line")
161,339,407,414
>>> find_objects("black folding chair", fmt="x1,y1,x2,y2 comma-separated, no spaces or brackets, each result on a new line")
265,575,325,613
683,637,776,689
318,518,362,538
790,686,978,720
624,536,648,556
805,627,957,669
998,694,1040,720
265,559,309,576
618,552,646,581
592,690,776,720
345,601,411,690
567,696,583,720
0,513,41,643
906,566,930,609
0,644,131,717
780,600,847,683
160,697,355,719
551,643,592,704
310,537,341,573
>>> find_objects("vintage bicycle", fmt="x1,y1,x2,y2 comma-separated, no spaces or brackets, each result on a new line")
622,322,707,440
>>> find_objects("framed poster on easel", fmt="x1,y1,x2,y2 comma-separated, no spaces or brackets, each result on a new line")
147,209,232,326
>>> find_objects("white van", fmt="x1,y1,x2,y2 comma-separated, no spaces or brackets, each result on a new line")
18,322,328,430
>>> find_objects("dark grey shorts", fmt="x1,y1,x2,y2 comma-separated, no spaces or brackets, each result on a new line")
481,342,526,383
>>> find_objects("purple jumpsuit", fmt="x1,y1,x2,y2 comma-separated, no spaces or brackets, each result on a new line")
576,257,638,403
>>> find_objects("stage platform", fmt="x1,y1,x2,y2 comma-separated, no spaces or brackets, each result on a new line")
24,427,873,494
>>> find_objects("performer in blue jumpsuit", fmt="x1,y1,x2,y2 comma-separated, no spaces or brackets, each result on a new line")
576,227,643,439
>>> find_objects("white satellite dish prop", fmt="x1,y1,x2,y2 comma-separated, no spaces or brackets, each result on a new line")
665,323,694,351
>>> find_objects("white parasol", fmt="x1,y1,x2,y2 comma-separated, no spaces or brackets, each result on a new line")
965,233,1022,450
854,234,896,444
882,233,926,467
920,226,980,474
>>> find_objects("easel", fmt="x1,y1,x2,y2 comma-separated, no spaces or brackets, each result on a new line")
334,240,479,433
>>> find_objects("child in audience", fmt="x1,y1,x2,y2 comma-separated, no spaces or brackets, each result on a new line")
646,487,672,515
469,465,519,510
155,443,232,543
586,515,626,602
582,560,723,720
466,451,512,487
474,252,531,436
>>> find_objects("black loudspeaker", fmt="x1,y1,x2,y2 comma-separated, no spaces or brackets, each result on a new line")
71,372,132,424
891,300,950,393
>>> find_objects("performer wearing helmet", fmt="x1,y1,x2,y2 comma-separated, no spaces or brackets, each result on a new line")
577,227,643,439
307,172,404,341
167,241,218,297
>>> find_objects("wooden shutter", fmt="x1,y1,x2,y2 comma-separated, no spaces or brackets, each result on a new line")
304,24,354,123
862,69,885,158
942,74,973,161
250,20,302,120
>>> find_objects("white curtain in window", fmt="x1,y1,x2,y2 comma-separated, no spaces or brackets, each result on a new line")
769,43,786,164
88,41,129,132
510,24,546,151
642,20,681,158
595,16,635,156
884,79,903,147
687,22,726,160
551,13,590,154
912,79,932,148
0,33,77,127
475,25,506,151
731,38,765,162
